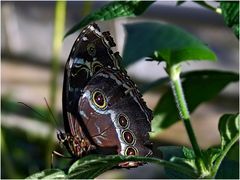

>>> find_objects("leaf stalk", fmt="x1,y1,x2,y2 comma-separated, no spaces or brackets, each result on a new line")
167,64,207,176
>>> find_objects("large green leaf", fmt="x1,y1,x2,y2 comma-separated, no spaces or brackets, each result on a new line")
151,70,239,133
123,22,216,67
220,2,239,39
26,154,197,179
64,1,155,38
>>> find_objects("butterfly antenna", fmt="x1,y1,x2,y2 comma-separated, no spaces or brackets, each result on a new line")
43,97,60,131
18,102,48,121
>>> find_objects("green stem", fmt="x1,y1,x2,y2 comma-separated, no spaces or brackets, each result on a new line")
50,0,66,112
167,64,206,175
47,0,66,168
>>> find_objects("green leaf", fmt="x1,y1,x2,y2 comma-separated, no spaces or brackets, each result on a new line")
176,1,185,6
220,2,239,39
67,154,197,179
159,146,198,178
123,22,216,67
182,146,195,159
202,148,221,169
151,70,239,133
26,148,198,179
218,114,239,149
26,169,66,179
64,1,155,38
202,114,239,178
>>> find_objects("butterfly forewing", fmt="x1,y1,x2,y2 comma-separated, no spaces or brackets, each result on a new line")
61,23,122,157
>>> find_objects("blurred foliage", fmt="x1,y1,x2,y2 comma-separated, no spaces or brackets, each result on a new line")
220,1,239,39
1,0,239,179
1,126,48,178
1,95,62,125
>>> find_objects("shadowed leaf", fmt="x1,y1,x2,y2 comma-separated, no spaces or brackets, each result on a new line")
152,70,239,133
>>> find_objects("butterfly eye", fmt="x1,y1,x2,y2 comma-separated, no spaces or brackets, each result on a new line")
92,90,107,109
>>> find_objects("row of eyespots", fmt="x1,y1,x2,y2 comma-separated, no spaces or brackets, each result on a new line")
118,115,138,156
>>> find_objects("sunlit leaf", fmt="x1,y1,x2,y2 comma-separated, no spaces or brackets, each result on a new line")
26,169,66,179
65,1,155,38
67,154,197,179
123,22,216,67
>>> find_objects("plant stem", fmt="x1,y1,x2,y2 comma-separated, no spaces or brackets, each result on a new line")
167,64,206,175
50,0,66,112
47,0,66,168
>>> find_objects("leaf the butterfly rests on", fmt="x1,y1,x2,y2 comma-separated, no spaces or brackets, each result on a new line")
60,23,153,167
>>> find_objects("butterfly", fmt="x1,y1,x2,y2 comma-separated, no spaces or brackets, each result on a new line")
58,23,152,167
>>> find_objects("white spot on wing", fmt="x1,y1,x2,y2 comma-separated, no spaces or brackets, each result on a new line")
69,58,74,68
82,36,88,41
89,26,95,31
